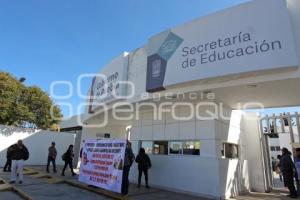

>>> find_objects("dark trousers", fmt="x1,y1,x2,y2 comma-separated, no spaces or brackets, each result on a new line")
121,166,130,195
284,172,297,197
62,160,75,175
46,156,56,172
138,168,148,186
3,158,12,171
297,181,300,196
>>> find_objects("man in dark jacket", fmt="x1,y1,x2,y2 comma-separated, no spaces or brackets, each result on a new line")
121,141,135,196
280,147,297,198
3,145,13,172
10,140,29,184
46,142,57,173
135,147,151,189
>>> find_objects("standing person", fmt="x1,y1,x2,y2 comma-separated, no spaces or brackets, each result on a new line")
121,141,135,196
287,151,299,182
61,144,76,176
79,140,85,160
280,147,297,198
275,155,283,182
10,140,29,184
46,142,57,173
294,148,300,195
272,157,276,172
3,145,13,172
135,148,151,189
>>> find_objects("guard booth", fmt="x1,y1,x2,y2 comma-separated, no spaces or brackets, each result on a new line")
260,112,300,191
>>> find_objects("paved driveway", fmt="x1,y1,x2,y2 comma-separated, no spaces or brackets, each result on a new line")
0,165,292,200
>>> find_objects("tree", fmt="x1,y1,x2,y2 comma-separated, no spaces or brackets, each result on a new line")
0,72,62,129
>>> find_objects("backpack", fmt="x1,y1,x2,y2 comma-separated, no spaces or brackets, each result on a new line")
23,148,29,161
62,153,66,161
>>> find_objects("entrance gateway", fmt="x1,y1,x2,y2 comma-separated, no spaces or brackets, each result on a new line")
260,113,300,192
60,0,300,199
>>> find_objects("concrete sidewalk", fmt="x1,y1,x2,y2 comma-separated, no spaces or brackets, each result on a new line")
0,165,292,200
0,165,205,200
232,192,294,200
30,166,206,200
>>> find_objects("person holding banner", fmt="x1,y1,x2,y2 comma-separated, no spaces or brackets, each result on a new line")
121,141,135,195
135,147,152,189
61,144,76,176
79,140,85,159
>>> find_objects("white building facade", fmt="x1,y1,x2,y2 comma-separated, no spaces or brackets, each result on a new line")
61,0,300,199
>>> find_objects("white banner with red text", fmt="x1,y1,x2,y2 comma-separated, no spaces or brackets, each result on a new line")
79,139,126,193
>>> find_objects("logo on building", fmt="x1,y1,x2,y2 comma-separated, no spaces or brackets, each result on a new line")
146,31,183,92
160,39,178,54
152,59,161,78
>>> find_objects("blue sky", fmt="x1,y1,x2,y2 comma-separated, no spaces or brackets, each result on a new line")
2,0,298,118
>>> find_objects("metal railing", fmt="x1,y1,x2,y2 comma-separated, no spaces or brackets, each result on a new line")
260,112,300,143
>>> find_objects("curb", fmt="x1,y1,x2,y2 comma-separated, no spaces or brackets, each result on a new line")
64,179,126,200
23,167,128,200
0,177,33,200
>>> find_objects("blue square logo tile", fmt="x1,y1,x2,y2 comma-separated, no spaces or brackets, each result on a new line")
157,32,183,61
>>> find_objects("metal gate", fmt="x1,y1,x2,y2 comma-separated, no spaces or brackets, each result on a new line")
259,112,300,191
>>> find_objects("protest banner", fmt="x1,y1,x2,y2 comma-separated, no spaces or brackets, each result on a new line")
79,139,126,193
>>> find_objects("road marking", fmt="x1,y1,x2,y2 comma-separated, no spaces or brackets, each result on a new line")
0,177,34,200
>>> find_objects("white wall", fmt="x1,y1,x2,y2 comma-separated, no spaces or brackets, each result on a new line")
210,111,265,198
287,0,300,64
81,125,126,141
127,47,147,101
215,111,250,199
0,125,76,166
240,112,265,192
218,159,249,199
128,104,229,199
131,104,219,155
130,156,220,198
129,108,264,199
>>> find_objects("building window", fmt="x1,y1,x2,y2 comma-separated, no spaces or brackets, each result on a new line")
140,140,201,156
270,146,276,151
270,146,280,152
169,141,182,155
153,141,168,155
183,141,200,155
275,146,281,151
141,141,153,154
223,143,239,159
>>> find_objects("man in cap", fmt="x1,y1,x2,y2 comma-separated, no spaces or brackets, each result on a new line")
280,147,297,198
46,142,57,173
